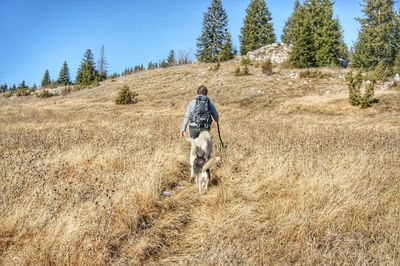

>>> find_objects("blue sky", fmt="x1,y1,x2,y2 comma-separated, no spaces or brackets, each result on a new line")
0,0,398,87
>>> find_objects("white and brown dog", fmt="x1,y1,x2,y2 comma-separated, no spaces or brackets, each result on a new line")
187,131,220,194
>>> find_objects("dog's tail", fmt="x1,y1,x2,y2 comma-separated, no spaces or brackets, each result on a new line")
202,156,221,172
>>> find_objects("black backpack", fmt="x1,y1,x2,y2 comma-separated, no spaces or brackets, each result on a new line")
190,95,212,129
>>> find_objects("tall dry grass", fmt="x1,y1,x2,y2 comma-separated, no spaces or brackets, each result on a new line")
0,61,399,265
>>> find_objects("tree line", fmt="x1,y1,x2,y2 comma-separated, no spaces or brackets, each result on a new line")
0,46,192,92
40,48,191,88
40,46,108,89
197,0,400,76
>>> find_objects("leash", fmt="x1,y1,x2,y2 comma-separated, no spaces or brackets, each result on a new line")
216,122,225,149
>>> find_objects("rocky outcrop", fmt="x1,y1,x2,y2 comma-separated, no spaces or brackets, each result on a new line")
394,73,400,82
246,43,291,64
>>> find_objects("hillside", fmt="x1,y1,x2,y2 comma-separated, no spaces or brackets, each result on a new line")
1,61,399,265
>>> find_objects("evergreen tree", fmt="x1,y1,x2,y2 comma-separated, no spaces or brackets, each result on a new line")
58,61,71,85
240,0,276,55
0,83,8,92
76,49,98,86
197,0,231,62
290,4,316,67
32,83,37,90
312,0,343,66
167,49,176,66
18,80,28,89
352,0,397,70
160,59,169,68
218,32,235,61
393,8,400,74
97,45,108,81
282,0,301,44
41,69,51,88
148,61,158,70
393,50,400,74
289,0,345,68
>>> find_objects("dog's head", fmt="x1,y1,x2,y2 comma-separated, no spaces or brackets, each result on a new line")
194,156,206,174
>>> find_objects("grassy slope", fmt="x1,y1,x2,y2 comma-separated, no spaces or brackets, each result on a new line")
0,61,399,265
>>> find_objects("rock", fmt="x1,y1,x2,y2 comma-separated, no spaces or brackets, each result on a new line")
48,88,63,95
288,73,299,79
394,73,400,82
247,43,292,64
161,191,173,197
382,81,394,91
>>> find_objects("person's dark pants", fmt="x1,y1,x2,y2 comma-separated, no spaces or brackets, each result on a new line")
189,126,209,139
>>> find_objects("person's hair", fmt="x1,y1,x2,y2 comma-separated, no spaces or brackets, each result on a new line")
197,85,208,95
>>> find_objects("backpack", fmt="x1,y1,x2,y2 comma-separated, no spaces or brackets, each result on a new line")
190,95,212,129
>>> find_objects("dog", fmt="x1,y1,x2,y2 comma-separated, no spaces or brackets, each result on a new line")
186,131,220,194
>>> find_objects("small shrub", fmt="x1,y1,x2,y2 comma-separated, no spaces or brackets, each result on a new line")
299,70,332,79
261,60,273,75
16,88,30,97
115,85,138,105
360,81,375,108
346,71,375,108
242,65,249,75
234,66,241,77
3,91,13,98
346,71,362,106
234,65,250,77
37,89,55,98
240,56,250,66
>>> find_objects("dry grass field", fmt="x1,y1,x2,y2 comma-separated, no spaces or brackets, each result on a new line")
1,61,399,265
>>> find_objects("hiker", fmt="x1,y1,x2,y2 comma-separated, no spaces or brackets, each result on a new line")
181,85,219,139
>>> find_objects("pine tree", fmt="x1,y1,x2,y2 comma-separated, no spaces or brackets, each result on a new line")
218,32,235,61
394,50,400,74
160,59,169,68
1,83,8,92
282,0,301,44
0,83,8,92
393,8,400,74
312,0,343,66
148,61,159,70
197,0,231,62
352,0,397,71
18,80,28,89
167,50,176,66
290,3,316,68
76,49,98,86
58,61,71,86
289,0,345,68
97,45,108,81
240,0,276,55
41,69,51,88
